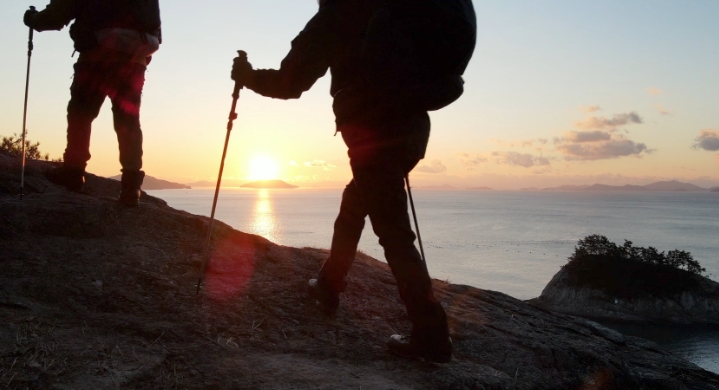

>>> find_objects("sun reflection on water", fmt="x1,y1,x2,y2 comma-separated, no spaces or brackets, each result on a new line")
249,189,277,243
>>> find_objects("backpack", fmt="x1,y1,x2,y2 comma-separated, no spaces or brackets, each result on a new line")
70,0,162,53
361,0,476,111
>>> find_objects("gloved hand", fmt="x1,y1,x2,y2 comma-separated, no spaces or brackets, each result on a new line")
231,52,253,87
23,8,38,28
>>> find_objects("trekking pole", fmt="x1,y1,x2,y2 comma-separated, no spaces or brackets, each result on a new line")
196,50,247,294
20,6,36,199
405,175,429,270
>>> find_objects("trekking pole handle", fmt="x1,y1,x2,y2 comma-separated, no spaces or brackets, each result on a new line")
27,6,36,53
227,50,246,128
232,50,247,98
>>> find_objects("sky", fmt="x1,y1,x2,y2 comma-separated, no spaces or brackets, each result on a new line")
1,1,718,189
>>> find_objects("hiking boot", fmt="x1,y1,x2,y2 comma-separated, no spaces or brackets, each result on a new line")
119,170,145,207
387,334,453,363
308,278,340,315
46,166,85,193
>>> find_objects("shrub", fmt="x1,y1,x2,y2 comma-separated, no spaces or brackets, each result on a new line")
569,234,705,275
1,133,61,162
564,235,706,298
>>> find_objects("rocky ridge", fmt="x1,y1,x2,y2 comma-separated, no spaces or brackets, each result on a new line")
1,152,719,389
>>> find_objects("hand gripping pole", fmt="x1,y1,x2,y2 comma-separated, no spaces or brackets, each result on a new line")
196,51,247,294
20,6,36,199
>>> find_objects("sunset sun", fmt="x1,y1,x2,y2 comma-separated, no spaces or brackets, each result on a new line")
248,156,279,181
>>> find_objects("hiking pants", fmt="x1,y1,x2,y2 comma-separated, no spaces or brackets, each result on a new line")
318,111,448,335
64,61,146,172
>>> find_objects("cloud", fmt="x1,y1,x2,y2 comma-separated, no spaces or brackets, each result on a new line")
579,105,602,113
656,104,672,116
459,153,488,170
556,135,651,161
520,138,549,148
489,138,513,147
492,151,550,168
416,160,447,174
574,112,643,130
693,130,719,152
563,130,612,143
647,87,664,96
303,160,336,170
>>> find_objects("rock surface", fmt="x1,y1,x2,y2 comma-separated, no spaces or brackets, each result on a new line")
2,152,719,389
532,266,719,325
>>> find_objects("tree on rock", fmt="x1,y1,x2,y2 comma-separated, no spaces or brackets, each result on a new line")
1,133,60,162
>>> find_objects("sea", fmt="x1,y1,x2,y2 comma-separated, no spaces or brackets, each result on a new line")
147,188,719,373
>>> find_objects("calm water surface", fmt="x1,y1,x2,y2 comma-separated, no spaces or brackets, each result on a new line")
148,188,719,373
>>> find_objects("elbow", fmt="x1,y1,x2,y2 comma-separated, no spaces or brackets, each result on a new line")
283,89,304,100
247,70,313,100
250,86,304,100
280,78,316,99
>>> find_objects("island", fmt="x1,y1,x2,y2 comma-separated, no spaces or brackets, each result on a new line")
241,179,298,189
531,235,719,325
419,184,457,190
541,180,709,192
186,180,215,188
110,174,190,190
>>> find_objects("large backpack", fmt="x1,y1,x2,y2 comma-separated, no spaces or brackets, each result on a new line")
70,0,162,53
361,0,476,111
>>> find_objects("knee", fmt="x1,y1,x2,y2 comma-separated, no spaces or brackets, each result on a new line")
67,100,101,122
112,107,141,133
112,100,141,118
334,211,365,232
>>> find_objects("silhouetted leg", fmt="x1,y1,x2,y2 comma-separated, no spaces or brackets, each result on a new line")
318,179,367,292
350,155,447,336
64,62,106,169
109,63,146,172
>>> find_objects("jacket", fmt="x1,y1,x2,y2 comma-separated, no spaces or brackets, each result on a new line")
30,0,152,66
246,0,383,101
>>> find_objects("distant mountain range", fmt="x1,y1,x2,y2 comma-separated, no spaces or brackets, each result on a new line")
419,184,458,190
116,177,717,192
109,175,190,190
186,180,215,187
542,180,713,192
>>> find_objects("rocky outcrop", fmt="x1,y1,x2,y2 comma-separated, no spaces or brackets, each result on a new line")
2,153,719,389
533,267,719,325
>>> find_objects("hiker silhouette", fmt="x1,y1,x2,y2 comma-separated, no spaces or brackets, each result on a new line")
24,0,161,206
232,0,475,362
